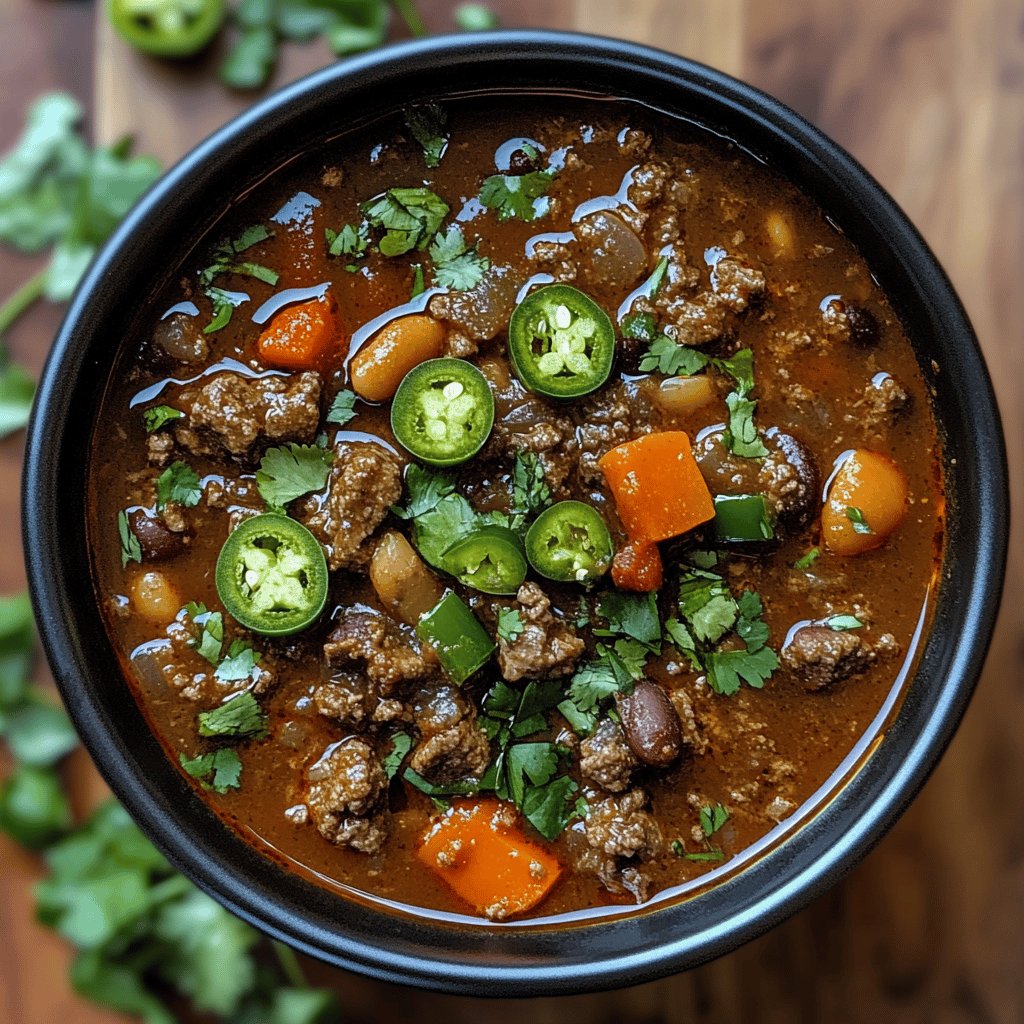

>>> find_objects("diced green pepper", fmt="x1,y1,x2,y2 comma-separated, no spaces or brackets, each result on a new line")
712,494,775,543
416,591,496,683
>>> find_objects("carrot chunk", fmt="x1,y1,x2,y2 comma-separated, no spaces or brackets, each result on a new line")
417,799,561,920
350,315,446,402
822,448,908,555
611,540,663,592
599,431,715,542
257,296,342,371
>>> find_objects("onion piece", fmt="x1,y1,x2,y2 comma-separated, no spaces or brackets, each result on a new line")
652,374,718,417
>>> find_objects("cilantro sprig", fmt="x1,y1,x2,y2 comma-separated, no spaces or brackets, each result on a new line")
403,103,449,168
255,443,334,510
197,691,268,740
156,460,202,510
479,150,557,222
361,187,449,256
675,802,731,862
428,224,490,291
198,224,279,334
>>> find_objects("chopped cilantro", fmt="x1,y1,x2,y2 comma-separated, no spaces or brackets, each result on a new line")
502,742,559,807
403,103,448,168
735,590,771,653
199,224,278,331
155,460,202,510
391,464,456,520
671,838,686,857
646,255,669,297
255,443,333,509
567,643,638,712
595,591,661,650
556,697,596,736
825,614,864,631
479,167,556,222
683,849,726,863
722,390,769,458
677,569,737,644
325,388,357,426
846,506,873,534
142,405,183,433
699,802,730,837
197,692,268,740
383,733,412,781
496,607,525,645
511,451,551,516
428,224,489,291
178,749,243,794
793,547,821,570
184,602,223,665
411,491,481,569
688,549,720,569
638,336,710,376
521,774,579,842
705,646,779,696
214,640,260,683
714,347,756,395
203,286,247,335
410,263,426,299
402,768,481,798
117,510,142,568
325,221,370,264
361,187,449,256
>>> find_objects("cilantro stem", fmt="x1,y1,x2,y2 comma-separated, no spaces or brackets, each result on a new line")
391,0,428,36
0,268,48,342
272,939,308,988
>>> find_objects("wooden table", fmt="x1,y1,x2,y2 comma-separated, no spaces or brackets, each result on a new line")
2,0,1021,1020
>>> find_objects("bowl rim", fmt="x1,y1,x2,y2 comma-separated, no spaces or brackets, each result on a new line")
22,29,1009,995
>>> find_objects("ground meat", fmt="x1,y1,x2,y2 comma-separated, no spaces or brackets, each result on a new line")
497,583,585,681
300,441,402,571
443,330,478,359
579,719,638,793
324,609,430,691
627,161,671,209
668,688,709,757
427,265,520,340
850,373,911,431
528,238,579,282
782,625,900,691
574,381,652,486
305,739,388,854
711,256,767,312
694,426,820,533
822,300,882,348
173,371,321,460
313,673,407,728
584,789,662,865
146,431,175,467
409,685,491,783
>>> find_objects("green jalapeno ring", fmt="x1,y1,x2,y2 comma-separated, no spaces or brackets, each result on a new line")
215,514,329,637
525,500,615,584
390,358,495,467
508,284,616,399
107,0,225,58
442,525,528,596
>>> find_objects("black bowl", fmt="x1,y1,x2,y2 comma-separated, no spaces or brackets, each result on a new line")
23,31,1008,995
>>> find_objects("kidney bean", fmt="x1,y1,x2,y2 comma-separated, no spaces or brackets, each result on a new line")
128,509,186,562
617,679,683,767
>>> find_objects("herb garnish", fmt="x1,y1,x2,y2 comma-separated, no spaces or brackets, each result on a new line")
117,509,142,568
255,443,333,510
428,224,490,291
846,506,873,534
825,614,864,631
496,607,525,644
198,224,279,334
511,451,551,517
325,388,357,426
404,103,449,168
179,748,243,794
680,802,731,862
793,547,821,570
361,187,449,256
197,692,268,740
142,404,184,433
184,602,223,665
479,153,557,222
155,460,202,510
214,639,261,682
324,221,371,269
383,733,413,780
639,336,709,376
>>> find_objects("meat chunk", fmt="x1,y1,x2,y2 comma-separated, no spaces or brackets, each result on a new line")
782,625,899,691
711,256,767,312
300,441,402,570
579,719,638,793
409,685,491,783
173,371,320,460
305,739,388,854
497,583,585,682
574,381,652,486
694,426,820,534
822,299,882,347
427,266,520,341
324,609,430,691
851,373,911,431
313,673,406,728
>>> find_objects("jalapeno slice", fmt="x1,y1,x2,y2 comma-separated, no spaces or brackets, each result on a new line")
443,525,527,595
713,494,775,543
416,591,496,684
108,0,225,58
215,514,328,636
390,358,495,467
525,500,614,584
508,284,615,399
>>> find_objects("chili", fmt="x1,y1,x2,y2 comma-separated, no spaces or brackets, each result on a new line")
713,494,775,543
391,357,495,467
107,0,225,58
214,514,328,636
443,525,528,595
416,591,496,684
525,500,614,584
508,284,615,398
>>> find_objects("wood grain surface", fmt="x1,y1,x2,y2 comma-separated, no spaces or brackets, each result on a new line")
2,0,1022,1020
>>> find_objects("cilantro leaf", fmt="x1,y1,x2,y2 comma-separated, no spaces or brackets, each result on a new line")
503,742,559,807
402,768,481,797
511,451,551,515
391,464,456,520
410,263,426,299
713,347,756,395
383,733,412,780
556,698,597,736
179,749,244,794
699,802,730,837
215,639,261,682
567,643,638,711
404,103,449,168
325,221,370,262
4,701,78,767
256,443,333,508
826,614,864,631
677,569,737,644
203,286,248,334
705,646,779,696
663,617,701,671
638,336,710,376
722,390,769,458
793,547,821,570
479,168,556,222
735,589,770,652
155,460,202,510
361,187,449,256
596,591,661,649
142,404,183,433
199,224,277,289
521,774,578,842
846,506,873,534
325,388,357,426
117,510,142,568
184,602,223,665
646,255,669,297
428,224,490,291
411,492,481,569
0,763,72,847
496,607,525,644
197,692,268,740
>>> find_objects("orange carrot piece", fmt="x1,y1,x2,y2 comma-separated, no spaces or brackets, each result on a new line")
611,541,663,592
417,799,562,920
257,296,341,371
599,431,715,542
822,449,908,555
349,315,446,402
